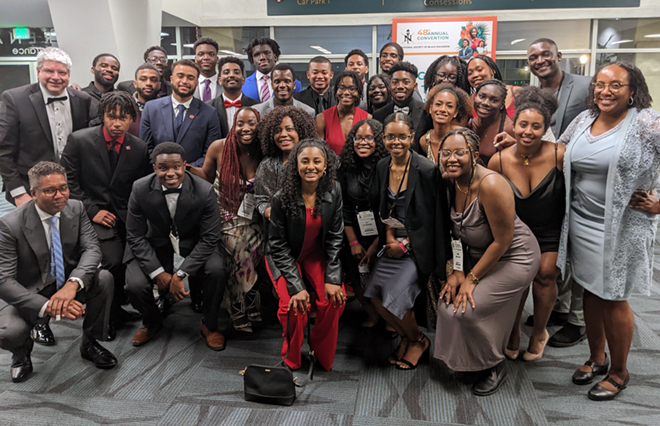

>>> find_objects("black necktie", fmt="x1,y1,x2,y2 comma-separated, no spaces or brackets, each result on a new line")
47,96,68,104
163,188,182,195
108,140,118,171
316,94,326,114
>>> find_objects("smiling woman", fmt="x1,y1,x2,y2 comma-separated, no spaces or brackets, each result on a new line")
470,79,514,164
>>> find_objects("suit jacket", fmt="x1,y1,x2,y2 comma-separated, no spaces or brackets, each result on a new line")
139,96,222,167
0,83,93,197
124,172,221,277
293,86,336,115
553,72,591,138
117,79,172,98
0,200,101,322
207,93,258,139
267,181,344,296
60,126,151,239
241,72,302,102
253,98,316,119
194,77,223,101
373,97,425,129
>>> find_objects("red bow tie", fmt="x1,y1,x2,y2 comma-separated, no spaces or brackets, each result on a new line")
224,99,241,108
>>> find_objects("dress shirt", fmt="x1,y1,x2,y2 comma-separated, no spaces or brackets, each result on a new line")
255,70,272,101
39,84,73,161
148,184,183,279
222,93,244,129
133,92,146,112
199,73,219,100
35,204,83,318
171,95,193,120
102,126,125,153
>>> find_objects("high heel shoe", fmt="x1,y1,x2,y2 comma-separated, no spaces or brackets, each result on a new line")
387,337,408,365
504,348,520,360
522,329,550,362
396,334,430,370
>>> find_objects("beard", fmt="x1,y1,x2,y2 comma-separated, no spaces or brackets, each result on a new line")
172,84,195,98
94,69,118,89
136,86,158,102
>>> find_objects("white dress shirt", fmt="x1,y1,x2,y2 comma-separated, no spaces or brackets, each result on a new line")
255,70,272,101
198,73,219,100
171,95,193,120
149,184,183,279
222,93,242,129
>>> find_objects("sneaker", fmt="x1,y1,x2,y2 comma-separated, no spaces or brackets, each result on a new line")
548,323,586,348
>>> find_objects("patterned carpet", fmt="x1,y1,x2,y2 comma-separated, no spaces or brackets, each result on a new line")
1,195,660,425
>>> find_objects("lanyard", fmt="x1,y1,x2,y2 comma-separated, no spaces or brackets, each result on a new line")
387,153,412,219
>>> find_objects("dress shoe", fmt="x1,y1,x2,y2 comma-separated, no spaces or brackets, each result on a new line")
112,307,142,324
572,353,609,385
522,329,550,362
200,320,226,351
106,322,117,341
11,354,33,383
524,310,569,327
472,362,507,396
132,325,161,346
190,300,204,313
31,323,55,346
504,348,520,360
587,374,629,401
548,323,587,348
80,339,117,369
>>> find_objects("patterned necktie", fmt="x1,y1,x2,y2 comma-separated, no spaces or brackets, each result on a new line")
260,75,271,102
47,216,65,290
393,105,410,115
175,104,186,131
203,79,212,102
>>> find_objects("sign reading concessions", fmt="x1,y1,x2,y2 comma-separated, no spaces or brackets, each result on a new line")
267,0,639,16
393,17,497,96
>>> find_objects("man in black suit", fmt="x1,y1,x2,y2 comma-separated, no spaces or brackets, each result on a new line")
373,62,424,129
208,56,257,138
125,143,227,351
294,56,336,115
0,161,117,382
117,46,171,99
81,53,120,114
60,91,151,336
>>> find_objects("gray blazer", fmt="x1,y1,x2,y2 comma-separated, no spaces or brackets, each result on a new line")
252,98,316,119
0,199,101,322
553,72,591,138
193,78,223,101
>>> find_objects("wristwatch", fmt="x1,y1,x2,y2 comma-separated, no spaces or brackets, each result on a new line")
176,270,188,279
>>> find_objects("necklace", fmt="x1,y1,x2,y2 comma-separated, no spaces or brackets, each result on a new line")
519,145,543,166
455,181,469,195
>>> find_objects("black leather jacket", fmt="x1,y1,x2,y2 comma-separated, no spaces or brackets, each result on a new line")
267,181,344,296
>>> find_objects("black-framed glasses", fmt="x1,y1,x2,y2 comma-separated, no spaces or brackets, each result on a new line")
591,82,630,92
436,73,458,82
354,135,375,144
384,134,411,142
337,85,358,93
147,56,168,64
380,52,399,60
38,185,69,197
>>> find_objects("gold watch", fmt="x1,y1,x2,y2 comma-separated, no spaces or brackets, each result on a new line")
468,271,479,285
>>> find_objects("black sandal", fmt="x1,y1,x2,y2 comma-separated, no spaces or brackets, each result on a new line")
387,337,408,365
396,335,430,371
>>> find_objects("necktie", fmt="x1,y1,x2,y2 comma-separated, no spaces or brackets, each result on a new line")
260,75,271,102
393,105,410,115
47,96,68,105
175,104,186,131
224,99,242,108
47,216,65,290
203,79,212,102
108,140,118,171
163,187,182,195
316,95,326,114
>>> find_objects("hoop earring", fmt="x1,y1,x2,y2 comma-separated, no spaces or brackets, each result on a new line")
628,96,634,106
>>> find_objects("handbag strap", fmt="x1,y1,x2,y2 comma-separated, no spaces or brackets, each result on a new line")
279,315,315,387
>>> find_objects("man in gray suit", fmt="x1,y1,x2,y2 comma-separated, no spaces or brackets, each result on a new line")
193,37,223,102
0,162,116,383
526,37,591,347
253,64,316,119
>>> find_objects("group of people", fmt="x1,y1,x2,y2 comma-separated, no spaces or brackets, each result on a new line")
0,34,658,404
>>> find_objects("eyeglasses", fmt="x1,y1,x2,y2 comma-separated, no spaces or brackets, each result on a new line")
147,56,168,64
384,134,411,142
337,85,358,93
38,185,69,197
440,149,468,158
380,52,399,60
354,135,375,144
436,73,458,82
591,82,630,92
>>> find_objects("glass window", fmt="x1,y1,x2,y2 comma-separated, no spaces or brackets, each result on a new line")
273,26,372,56
160,27,177,56
0,27,56,57
181,27,202,57
201,27,268,56
496,59,530,86
0,64,31,96
598,19,660,49
377,25,393,53
496,20,591,51
596,53,659,108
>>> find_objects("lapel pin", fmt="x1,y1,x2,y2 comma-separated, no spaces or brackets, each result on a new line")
189,114,195,119
126,145,131,150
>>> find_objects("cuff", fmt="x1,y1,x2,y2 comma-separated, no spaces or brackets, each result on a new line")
38,301,49,318
149,267,165,280
9,187,26,198
68,277,84,291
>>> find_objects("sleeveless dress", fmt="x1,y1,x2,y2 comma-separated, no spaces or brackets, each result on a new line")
323,105,369,155
434,174,541,371
498,144,565,252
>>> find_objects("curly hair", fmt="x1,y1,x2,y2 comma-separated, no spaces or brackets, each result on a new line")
389,61,419,79
193,37,218,53
344,49,369,66
218,56,244,74
367,74,391,113
424,55,470,94
513,86,558,131
333,70,363,107
245,37,281,64
217,107,262,215
256,106,317,158
339,119,388,171
466,55,503,90
279,138,339,218
97,91,137,122
440,127,481,180
587,61,652,116
424,82,473,124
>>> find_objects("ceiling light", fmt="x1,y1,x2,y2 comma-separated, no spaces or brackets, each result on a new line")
644,34,660,38
610,40,633,45
220,50,240,56
511,38,526,45
310,45,332,55
524,66,529,72
170,43,177,46
160,32,169,37
579,55,588,64
183,43,194,48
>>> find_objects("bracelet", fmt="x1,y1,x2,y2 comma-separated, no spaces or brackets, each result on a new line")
398,241,407,253
468,271,479,285
349,240,360,247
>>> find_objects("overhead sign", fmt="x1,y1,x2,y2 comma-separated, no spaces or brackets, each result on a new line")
267,0,639,15
13,28,30,40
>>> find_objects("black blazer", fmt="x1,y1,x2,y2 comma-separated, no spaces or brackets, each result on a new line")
373,97,425,129
117,78,172,98
293,86,336,115
124,172,221,277
375,151,447,276
207,93,258,139
0,83,93,199
267,181,344,296
60,125,151,238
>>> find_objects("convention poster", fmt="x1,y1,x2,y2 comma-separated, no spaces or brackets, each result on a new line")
393,16,497,96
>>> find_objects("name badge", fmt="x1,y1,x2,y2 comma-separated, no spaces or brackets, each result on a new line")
169,231,180,255
237,193,256,220
381,217,405,229
358,263,370,274
451,239,464,272
356,210,378,236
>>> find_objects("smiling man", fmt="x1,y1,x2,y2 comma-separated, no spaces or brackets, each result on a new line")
193,37,222,102
117,46,172,99
242,37,302,102
139,59,221,167
81,53,120,113
294,56,336,115
373,61,424,128
253,63,315,118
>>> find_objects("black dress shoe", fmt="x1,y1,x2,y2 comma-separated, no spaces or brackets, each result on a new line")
190,300,203,313
106,322,117,341
11,354,33,383
525,310,569,327
548,323,586,348
588,374,629,401
80,339,117,369
472,362,508,396
572,353,609,385
31,323,55,346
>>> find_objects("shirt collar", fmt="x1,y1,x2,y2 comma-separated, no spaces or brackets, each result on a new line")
133,92,146,111
35,203,61,221
102,126,125,144
199,73,218,85
39,83,67,104
256,70,270,81
171,95,193,110
161,183,183,192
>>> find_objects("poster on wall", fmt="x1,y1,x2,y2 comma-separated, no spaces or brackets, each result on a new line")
393,16,497,96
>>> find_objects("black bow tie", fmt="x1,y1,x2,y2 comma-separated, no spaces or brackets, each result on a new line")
162,188,181,195
47,96,68,105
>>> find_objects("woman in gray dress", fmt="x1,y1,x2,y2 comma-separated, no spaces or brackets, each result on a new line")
435,128,541,396
557,62,660,401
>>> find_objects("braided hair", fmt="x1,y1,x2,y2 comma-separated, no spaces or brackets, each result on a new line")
424,55,470,94
440,127,481,183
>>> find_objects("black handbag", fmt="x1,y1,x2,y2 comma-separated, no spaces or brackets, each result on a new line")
241,319,314,406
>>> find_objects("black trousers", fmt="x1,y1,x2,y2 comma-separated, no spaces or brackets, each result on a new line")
125,248,226,331
97,223,128,312
0,269,113,358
